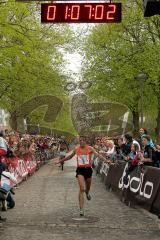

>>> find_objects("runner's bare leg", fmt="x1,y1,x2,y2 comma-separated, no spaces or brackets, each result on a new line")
77,175,85,210
85,178,92,193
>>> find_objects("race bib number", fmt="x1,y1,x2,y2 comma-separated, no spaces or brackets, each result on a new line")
77,155,90,165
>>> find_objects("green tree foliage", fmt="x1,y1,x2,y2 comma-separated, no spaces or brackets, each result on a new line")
81,0,160,136
0,0,76,135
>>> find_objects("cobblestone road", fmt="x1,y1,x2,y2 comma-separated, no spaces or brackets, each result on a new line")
0,161,160,240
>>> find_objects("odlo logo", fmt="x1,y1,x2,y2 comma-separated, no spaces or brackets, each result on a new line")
118,164,154,199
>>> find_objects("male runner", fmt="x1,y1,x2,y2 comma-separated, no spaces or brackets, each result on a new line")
55,136,106,216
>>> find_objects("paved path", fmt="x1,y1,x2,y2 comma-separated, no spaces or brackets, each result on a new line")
0,161,160,240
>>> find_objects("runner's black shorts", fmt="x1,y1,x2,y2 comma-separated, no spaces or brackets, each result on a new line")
76,167,93,180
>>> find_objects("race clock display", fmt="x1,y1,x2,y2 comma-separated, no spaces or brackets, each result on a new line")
41,3,122,23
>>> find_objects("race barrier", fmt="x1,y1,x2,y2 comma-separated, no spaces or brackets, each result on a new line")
1,150,53,185
95,159,160,216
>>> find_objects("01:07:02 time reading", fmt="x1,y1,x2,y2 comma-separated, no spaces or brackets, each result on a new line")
41,3,122,23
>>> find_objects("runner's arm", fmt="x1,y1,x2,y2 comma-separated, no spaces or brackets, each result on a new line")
89,147,106,162
58,150,76,163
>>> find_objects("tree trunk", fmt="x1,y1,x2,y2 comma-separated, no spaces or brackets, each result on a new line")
132,110,139,134
155,98,160,138
10,111,18,131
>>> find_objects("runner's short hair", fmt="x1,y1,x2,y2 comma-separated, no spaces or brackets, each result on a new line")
79,135,87,141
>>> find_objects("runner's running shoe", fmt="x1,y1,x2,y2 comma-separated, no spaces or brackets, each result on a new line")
80,209,84,216
86,191,91,201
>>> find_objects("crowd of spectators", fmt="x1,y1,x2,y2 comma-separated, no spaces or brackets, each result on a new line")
0,130,69,222
93,128,160,170
0,131,63,164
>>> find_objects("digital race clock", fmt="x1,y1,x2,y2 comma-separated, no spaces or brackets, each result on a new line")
41,3,122,23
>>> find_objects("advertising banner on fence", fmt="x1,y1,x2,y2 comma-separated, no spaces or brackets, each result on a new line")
152,184,160,215
106,161,125,189
7,156,37,184
98,159,160,215
119,165,160,210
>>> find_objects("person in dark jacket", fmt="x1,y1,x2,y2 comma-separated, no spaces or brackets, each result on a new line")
139,128,155,150
140,135,157,166
123,134,133,156
115,138,126,160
